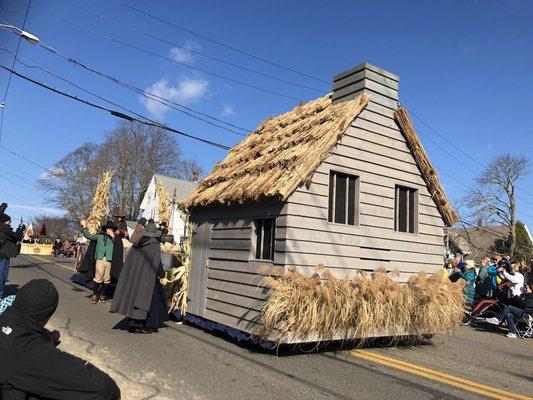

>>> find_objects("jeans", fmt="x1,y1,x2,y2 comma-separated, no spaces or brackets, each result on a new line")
0,258,9,298
498,305,525,334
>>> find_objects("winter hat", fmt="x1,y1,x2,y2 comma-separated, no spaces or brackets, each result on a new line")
103,220,117,231
138,217,147,226
0,214,11,224
13,279,59,323
143,222,162,238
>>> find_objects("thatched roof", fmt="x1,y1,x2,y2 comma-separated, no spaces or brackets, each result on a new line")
181,93,371,208
182,93,458,228
394,108,459,226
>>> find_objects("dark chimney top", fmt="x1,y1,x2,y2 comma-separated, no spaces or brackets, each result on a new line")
332,62,399,110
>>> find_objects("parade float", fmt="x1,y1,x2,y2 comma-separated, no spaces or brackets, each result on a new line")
175,62,465,345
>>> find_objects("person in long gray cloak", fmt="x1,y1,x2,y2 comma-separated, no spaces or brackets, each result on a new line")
110,223,169,333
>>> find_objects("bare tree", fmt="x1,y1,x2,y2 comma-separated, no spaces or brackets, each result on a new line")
32,214,77,241
38,143,103,219
466,154,529,257
174,158,204,181
39,121,195,221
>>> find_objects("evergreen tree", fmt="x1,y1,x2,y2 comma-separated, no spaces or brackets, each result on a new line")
514,221,533,262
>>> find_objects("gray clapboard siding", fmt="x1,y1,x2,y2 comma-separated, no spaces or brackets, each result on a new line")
210,228,251,240
205,298,263,323
206,278,270,300
365,101,396,119
204,309,259,332
210,238,251,251
208,259,278,275
329,148,421,176
353,118,404,142
208,269,266,287
206,289,265,312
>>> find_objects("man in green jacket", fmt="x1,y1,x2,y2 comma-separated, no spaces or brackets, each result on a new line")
80,220,116,304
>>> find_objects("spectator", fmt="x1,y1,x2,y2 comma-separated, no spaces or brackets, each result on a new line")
461,260,477,307
498,263,525,301
80,220,118,304
486,290,533,338
454,254,465,273
0,279,120,399
475,257,498,299
0,213,25,298
130,217,147,245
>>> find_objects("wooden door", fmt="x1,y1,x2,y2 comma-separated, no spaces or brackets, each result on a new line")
187,222,211,316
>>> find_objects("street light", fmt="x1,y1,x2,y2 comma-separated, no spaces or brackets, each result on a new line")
0,23,40,44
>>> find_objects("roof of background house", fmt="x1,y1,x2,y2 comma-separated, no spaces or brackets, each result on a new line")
153,174,197,201
181,92,458,226
448,225,510,262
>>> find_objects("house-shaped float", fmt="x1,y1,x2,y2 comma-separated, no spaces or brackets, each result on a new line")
181,62,458,341
140,174,197,244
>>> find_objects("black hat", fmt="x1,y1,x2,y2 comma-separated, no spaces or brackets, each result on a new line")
102,220,117,231
0,214,11,224
143,222,162,238
13,279,59,323
138,217,147,226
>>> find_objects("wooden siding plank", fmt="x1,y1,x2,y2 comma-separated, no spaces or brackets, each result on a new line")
203,309,258,332
352,117,404,142
208,269,266,286
206,278,270,300
283,229,444,253
208,259,279,275
205,298,262,322
206,288,265,312
209,249,251,262
210,228,252,240
329,148,422,176
278,215,444,240
210,238,251,251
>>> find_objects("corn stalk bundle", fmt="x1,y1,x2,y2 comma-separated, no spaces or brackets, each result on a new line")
259,266,465,343
164,211,192,314
155,179,170,225
86,171,114,234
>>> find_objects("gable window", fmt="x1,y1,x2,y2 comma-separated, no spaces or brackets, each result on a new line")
254,218,275,261
395,186,418,233
328,171,359,225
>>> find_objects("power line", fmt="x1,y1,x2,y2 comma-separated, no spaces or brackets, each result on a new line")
0,143,50,171
0,47,248,143
409,109,533,200
52,16,304,102
122,2,329,85
0,0,31,143
60,0,326,93
0,63,231,151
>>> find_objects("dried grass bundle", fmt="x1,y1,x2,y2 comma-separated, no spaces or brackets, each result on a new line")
155,179,170,225
166,211,192,313
259,267,464,343
86,171,113,234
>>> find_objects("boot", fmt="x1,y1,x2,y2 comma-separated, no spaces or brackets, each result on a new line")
99,284,108,303
89,283,100,304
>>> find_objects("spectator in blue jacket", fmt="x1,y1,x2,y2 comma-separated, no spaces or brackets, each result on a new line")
461,260,477,307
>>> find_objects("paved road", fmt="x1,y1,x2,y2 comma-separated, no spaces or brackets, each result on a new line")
5,255,532,400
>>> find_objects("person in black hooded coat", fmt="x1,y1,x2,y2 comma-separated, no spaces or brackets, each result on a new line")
0,279,120,399
110,222,168,333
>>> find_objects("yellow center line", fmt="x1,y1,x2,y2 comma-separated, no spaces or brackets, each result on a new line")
349,349,532,400
27,255,76,273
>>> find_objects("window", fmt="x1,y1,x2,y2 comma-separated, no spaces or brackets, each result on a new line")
328,171,359,225
254,218,275,260
395,186,418,233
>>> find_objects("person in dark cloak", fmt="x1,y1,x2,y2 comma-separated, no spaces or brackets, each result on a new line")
129,217,147,245
110,222,169,334
0,279,120,399
113,214,128,239
110,226,124,283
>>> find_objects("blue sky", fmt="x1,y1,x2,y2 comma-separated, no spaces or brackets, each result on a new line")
0,0,532,228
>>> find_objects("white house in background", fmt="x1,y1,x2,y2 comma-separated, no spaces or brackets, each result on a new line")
139,174,197,244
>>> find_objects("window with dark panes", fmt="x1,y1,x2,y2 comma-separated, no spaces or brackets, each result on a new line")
328,171,359,225
395,186,418,233
254,218,275,260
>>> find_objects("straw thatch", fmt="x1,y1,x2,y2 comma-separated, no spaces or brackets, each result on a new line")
259,266,465,343
395,108,459,226
181,93,371,208
86,171,113,234
155,178,170,225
